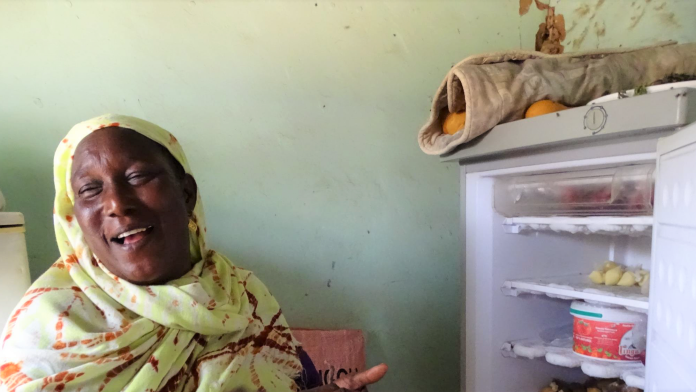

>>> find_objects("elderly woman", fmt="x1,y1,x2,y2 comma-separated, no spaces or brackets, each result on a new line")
0,115,386,392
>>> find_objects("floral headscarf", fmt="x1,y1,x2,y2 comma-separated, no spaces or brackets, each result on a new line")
0,114,302,392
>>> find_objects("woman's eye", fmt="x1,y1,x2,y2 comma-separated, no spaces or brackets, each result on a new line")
79,184,102,198
127,171,155,184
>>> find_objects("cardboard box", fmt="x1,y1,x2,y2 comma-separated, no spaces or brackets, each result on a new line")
292,329,366,386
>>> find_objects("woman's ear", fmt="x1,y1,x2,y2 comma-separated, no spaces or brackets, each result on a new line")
183,174,198,215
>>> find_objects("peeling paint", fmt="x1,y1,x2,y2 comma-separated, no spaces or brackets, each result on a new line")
535,2,566,54
519,0,533,15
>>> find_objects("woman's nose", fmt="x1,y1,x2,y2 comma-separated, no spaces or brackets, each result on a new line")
103,183,138,217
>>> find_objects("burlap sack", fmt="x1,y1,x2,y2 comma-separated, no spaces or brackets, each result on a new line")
418,42,696,156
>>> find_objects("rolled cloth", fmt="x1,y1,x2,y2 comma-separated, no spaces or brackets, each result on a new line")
418,42,696,156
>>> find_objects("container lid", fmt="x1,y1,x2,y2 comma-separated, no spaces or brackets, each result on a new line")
0,212,25,227
570,301,645,322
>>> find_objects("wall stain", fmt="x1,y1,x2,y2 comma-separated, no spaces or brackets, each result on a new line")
629,4,647,29
575,4,591,17
654,2,666,10
594,21,606,37
572,25,590,50
566,21,578,35
659,12,680,27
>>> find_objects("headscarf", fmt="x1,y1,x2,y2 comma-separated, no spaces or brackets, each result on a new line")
0,114,302,392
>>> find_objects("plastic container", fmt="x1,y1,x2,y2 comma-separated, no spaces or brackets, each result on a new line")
494,164,655,217
570,301,647,362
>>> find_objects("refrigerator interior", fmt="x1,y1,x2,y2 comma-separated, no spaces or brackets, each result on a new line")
464,153,656,392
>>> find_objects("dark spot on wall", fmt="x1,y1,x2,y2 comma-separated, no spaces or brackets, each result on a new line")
654,2,666,10
367,230,370,234
327,279,332,288
344,25,350,29
332,261,336,270
393,33,397,37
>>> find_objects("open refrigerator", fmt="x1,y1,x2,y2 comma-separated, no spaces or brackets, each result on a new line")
442,88,696,392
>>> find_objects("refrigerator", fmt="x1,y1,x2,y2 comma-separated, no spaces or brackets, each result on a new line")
0,212,31,332
442,87,696,392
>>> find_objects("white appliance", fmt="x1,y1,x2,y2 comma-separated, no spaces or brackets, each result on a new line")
0,212,31,333
442,88,696,391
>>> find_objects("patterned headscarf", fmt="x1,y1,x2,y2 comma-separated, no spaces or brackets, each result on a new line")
0,114,302,392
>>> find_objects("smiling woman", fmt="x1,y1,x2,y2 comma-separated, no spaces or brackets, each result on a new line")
70,128,195,285
0,115,386,392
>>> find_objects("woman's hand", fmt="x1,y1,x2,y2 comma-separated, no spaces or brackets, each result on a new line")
334,363,388,391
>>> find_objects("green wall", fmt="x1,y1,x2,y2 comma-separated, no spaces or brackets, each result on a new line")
0,1,693,391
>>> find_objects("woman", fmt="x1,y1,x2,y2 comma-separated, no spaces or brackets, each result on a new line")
0,115,386,392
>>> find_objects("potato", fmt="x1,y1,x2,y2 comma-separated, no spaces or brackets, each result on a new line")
603,261,619,273
605,266,624,286
617,271,636,287
589,270,605,284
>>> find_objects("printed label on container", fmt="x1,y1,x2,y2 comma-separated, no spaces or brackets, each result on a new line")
573,317,643,361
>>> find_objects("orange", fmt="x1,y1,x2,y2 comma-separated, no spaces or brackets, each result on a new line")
442,111,466,135
525,100,568,118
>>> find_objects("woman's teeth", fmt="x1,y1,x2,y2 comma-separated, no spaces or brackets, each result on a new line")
118,227,151,239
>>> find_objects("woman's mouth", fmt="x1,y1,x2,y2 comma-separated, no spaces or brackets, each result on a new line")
112,226,154,245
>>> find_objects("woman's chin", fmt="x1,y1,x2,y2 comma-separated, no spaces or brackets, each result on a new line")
116,260,178,286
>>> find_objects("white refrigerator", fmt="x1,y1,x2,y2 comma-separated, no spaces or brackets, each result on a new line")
443,87,696,392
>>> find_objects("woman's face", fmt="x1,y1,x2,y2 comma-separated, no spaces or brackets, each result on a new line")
70,127,197,285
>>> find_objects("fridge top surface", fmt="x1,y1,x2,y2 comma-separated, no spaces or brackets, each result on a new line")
442,88,696,165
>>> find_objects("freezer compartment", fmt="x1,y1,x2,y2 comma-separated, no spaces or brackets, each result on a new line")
494,164,655,217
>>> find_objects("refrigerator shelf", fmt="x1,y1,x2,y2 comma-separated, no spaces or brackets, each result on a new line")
502,273,648,313
501,338,645,389
502,216,653,237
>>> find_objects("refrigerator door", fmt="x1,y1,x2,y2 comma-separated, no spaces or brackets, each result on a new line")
645,122,696,392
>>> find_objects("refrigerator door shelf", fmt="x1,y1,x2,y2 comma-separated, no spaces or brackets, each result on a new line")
503,273,648,313
503,338,646,389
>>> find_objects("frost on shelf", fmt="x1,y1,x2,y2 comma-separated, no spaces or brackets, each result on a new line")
503,216,653,237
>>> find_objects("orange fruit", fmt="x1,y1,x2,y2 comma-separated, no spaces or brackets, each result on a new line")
442,111,466,135
525,100,568,118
